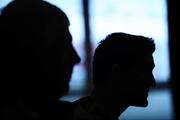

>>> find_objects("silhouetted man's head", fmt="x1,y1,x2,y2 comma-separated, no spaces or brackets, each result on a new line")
93,32,156,107
1,0,80,100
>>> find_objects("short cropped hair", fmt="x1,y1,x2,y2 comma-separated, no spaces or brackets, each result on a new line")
92,32,155,86
1,0,69,72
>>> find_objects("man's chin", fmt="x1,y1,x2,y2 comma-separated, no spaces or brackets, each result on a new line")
61,86,69,95
55,85,69,98
132,100,149,107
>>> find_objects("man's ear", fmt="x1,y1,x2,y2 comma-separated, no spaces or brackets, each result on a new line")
111,63,119,71
107,63,120,82
110,63,123,76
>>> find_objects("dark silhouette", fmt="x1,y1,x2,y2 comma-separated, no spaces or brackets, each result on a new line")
73,32,156,120
1,0,80,120
168,1,179,120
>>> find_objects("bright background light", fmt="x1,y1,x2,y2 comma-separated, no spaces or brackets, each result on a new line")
0,0,174,119
90,0,170,82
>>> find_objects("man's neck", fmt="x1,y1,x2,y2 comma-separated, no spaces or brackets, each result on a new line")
89,91,129,120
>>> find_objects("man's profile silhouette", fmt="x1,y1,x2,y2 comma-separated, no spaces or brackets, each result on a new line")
1,0,80,120
73,32,156,120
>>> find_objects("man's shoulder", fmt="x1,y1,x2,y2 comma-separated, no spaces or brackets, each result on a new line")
73,96,91,106
72,96,94,120
43,100,74,120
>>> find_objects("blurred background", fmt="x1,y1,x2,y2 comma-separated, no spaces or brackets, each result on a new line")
1,0,177,120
